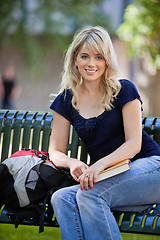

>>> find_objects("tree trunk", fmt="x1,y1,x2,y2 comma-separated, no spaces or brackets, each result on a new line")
146,69,160,117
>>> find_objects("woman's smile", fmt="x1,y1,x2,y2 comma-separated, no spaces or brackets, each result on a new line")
85,69,98,74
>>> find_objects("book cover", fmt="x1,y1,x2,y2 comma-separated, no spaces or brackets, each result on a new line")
97,159,131,182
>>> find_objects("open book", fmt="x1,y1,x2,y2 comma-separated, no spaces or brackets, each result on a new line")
97,159,131,182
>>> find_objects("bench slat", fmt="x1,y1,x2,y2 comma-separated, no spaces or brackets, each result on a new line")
41,113,53,152
31,112,47,150
1,111,18,161
11,111,28,154
21,112,38,150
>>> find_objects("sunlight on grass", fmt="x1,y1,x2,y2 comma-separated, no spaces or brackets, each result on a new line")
0,225,160,240
121,233,160,240
0,224,61,240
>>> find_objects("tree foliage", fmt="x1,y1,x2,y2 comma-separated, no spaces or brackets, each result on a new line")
0,0,112,66
117,0,160,72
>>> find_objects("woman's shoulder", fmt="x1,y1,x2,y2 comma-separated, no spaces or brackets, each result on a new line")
119,79,135,87
50,88,73,122
118,79,139,93
54,88,73,102
117,79,142,109
51,88,73,109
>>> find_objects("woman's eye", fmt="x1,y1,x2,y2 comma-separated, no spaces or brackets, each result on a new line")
97,56,103,60
81,55,87,59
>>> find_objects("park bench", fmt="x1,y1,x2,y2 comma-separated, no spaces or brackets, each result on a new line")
0,109,160,235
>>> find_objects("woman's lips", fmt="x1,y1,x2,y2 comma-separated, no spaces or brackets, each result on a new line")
85,69,97,74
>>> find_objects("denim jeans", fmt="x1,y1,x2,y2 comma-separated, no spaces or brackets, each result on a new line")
51,156,160,240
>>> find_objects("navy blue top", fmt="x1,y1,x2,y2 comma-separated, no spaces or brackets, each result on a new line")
50,79,160,163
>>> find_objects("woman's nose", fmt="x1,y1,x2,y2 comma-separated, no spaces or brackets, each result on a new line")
88,57,95,67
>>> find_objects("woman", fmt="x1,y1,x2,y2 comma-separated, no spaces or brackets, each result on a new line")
49,26,160,240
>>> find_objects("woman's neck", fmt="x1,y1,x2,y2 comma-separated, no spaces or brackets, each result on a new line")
80,80,100,97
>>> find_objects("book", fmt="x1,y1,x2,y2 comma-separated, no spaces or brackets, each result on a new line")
97,159,131,182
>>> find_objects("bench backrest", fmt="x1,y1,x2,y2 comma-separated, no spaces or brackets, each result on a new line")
1,110,160,163
0,110,88,163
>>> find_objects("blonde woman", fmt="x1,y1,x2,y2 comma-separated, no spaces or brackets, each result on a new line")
49,26,160,240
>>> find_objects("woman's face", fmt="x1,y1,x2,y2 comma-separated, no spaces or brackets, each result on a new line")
75,43,106,84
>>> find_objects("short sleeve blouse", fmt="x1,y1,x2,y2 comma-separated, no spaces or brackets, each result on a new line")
50,79,160,163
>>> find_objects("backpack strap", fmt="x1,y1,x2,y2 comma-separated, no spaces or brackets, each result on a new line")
8,204,42,229
38,188,59,233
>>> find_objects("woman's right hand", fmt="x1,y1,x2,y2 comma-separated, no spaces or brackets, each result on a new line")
49,111,88,181
69,159,88,182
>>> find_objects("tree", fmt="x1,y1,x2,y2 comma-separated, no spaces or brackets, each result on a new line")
117,0,160,116
0,0,112,68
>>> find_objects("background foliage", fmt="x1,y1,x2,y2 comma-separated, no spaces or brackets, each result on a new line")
0,0,112,67
117,0,160,72
117,0,160,116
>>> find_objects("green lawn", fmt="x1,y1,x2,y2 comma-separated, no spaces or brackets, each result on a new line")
0,224,61,240
0,224,160,240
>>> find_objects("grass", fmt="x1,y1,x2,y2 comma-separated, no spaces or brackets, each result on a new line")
0,224,61,240
0,225,160,240
122,233,160,240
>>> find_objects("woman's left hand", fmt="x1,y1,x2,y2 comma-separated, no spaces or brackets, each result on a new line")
78,160,104,190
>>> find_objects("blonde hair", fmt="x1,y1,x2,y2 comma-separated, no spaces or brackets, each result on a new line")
60,26,121,110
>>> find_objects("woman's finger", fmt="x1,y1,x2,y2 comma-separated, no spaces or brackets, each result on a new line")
83,174,90,190
88,172,94,189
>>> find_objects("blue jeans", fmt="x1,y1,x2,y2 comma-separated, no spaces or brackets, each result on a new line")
51,156,160,240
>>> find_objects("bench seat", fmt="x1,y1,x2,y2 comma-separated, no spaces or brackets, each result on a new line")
1,110,160,235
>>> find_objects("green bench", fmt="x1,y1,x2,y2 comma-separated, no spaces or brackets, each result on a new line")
0,109,160,235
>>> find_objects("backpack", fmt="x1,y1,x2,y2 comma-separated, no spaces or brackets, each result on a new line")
0,149,77,232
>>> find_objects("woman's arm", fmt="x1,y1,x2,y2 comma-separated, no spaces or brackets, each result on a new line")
49,111,88,181
79,99,142,190
101,98,142,167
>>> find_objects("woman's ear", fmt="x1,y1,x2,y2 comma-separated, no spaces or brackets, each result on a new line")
74,53,79,70
74,60,78,70
74,57,77,67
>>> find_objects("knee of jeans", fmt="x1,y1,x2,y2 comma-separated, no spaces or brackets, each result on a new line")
50,188,67,209
76,188,98,206
76,188,112,208
76,189,92,209
76,188,87,201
